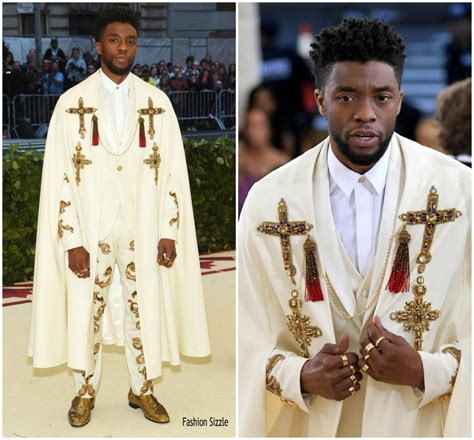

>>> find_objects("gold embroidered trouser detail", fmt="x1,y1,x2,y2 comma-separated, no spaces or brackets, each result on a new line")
58,219,74,239
266,354,298,408
73,211,152,397
126,262,136,281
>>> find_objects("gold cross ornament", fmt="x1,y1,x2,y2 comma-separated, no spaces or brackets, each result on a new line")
137,97,165,140
257,199,313,283
399,186,461,274
72,142,92,185
391,186,461,350
143,142,161,185
390,282,440,350
287,290,322,357
66,97,97,139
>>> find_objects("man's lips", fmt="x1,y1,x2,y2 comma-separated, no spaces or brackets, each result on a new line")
114,55,129,62
350,129,379,138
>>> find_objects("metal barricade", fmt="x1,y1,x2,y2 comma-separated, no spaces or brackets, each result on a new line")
12,94,60,138
217,89,236,129
169,90,218,122
3,94,11,139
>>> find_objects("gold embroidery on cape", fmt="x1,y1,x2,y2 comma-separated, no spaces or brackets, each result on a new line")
58,220,74,239
137,97,165,140
59,200,71,215
93,342,100,356
442,346,461,386
126,262,136,281
391,187,461,350
129,240,135,251
434,392,452,403
66,97,97,139
169,191,179,227
257,199,321,357
95,266,113,289
93,291,106,334
98,243,111,254
257,199,312,283
63,173,69,183
78,372,96,397
266,354,298,407
287,290,322,358
144,142,161,185
72,142,92,185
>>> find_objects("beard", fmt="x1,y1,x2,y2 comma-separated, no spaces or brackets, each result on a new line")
101,53,134,76
329,125,394,167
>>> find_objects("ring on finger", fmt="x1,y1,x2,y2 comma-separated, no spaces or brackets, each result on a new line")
348,386,356,396
349,365,356,375
375,336,387,348
340,354,349,367
349,374,357,385
365,342,376,353
362,364,370,373
364,353,371,361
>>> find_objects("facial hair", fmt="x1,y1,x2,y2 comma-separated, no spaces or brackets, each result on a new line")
102,53,134,76
330,125,394,167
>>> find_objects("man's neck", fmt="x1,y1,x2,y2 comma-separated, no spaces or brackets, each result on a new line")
101,64,129,85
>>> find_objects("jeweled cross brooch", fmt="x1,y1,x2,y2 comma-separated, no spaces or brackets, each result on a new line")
143,142,161,185
390,186,462,350
66,97,97,139
72,142,92,185
137,97,165,140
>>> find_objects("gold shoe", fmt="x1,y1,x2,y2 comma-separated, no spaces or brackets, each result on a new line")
128,389,170,423
68,396,95,427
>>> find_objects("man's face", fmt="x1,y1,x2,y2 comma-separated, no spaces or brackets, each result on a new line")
51,41,58,49
315,61,403,170
96,22,137,76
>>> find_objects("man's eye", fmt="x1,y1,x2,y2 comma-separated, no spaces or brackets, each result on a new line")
338,95,353,102
109,38,117,43
128,40,136,46
377,95,391,102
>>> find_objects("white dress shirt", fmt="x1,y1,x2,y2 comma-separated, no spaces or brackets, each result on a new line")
99,69,131,152
327,143,391,277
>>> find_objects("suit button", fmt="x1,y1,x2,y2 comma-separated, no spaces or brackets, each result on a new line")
117,165,123,171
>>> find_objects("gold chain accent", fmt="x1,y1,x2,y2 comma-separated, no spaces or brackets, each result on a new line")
320,225,402,321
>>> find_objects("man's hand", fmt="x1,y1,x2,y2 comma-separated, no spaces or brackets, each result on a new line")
68,246,90,278
157,239,177,268
358,316,424,389
300,335,362,401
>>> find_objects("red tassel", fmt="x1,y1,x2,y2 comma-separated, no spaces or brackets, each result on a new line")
92,114,99,146
386,227,411,293
139,117,146,148
303,236,324,302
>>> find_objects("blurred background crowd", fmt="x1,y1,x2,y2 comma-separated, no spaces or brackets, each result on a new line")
239,2,471,212
3,40,236,96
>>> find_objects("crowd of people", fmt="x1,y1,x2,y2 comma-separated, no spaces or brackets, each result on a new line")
3,39,236,98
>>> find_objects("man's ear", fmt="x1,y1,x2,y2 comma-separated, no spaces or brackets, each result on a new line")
95,41,102,56
396,89,404,116
314,89,327,117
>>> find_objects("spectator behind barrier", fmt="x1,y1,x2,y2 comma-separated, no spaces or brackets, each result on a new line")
435,78,471,166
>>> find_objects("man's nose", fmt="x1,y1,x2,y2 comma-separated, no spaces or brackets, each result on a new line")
354,99,376,122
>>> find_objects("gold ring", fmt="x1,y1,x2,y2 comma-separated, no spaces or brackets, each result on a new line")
375,336,387,348
348,386,356,396
365,342,376,353
349,365,356,374
340,354,349,367
364,354,371,361
349,374,357,385
362,364,369,373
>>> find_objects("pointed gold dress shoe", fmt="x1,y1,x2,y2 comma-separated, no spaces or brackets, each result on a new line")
128,389,170,423
68,396,95,427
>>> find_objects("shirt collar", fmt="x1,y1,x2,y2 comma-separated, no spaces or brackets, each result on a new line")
328,139,392,197
99,68,131,94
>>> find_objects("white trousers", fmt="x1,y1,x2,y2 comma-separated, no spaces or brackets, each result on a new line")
73,211,153,398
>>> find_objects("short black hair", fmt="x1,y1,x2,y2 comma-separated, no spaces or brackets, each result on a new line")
310,18,406,89
94,6,139,42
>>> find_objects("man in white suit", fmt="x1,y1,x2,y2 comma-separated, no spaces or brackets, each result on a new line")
29,7,210,427
239,18,470,437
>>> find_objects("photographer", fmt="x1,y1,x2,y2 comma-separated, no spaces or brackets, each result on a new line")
43,38,67,72
65,47,86,89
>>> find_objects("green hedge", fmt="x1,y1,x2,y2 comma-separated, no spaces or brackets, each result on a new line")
3,136,235,285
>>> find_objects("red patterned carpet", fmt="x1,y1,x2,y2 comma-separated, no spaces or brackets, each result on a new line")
3,253,235,307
